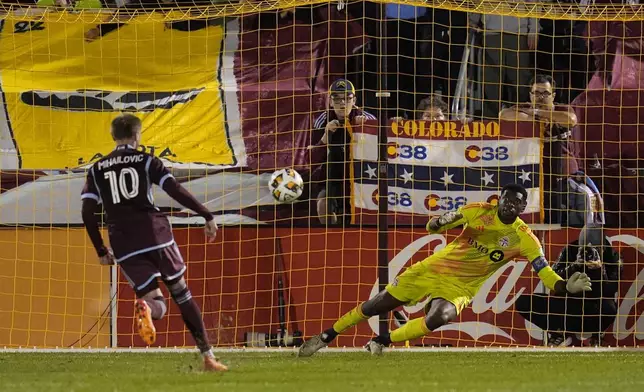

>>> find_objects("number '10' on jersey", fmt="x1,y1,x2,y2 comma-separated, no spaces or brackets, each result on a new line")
81,145,172,216
81,144,175,261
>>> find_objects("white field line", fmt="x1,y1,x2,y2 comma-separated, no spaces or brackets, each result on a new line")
1,346,642,353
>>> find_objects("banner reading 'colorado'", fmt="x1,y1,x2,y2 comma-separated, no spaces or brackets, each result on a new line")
352,120,543,224
0,12,245,170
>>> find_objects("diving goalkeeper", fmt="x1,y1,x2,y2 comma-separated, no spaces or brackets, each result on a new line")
298,184,592,356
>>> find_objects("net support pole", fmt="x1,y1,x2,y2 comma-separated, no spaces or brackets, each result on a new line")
110,264,118,348
376,4,390,337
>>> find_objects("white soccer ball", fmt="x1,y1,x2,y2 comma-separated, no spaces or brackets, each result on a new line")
268,168,304,203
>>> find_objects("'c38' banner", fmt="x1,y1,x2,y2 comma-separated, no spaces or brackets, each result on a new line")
0,13,245,169
351,120,544,225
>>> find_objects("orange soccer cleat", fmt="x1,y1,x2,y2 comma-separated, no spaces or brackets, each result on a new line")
135,299,156,346
203,356,228,372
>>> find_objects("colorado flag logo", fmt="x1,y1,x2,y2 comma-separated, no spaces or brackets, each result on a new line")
464,145,482,163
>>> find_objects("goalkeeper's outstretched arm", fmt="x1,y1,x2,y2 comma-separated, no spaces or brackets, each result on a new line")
531,256,592,295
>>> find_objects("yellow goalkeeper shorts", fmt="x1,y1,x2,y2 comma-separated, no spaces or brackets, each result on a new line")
385,258,477,315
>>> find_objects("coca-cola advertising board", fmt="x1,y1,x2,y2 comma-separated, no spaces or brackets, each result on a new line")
116,227,644,348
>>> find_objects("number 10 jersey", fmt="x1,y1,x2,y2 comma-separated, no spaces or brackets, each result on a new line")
81,144,175,262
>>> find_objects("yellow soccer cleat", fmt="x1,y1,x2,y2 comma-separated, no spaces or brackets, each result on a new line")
135,299,156,346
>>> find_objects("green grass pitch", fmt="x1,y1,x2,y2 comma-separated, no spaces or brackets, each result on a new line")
1,351,643,392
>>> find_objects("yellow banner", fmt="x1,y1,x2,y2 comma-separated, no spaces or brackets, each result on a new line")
0,13,241,169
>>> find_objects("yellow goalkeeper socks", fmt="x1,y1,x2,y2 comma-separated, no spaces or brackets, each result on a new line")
331,303,369,335
389,317,431,343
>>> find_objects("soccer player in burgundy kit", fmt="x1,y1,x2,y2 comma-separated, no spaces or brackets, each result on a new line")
81,114,227,372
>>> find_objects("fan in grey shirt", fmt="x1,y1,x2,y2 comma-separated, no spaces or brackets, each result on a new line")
469,5,539,118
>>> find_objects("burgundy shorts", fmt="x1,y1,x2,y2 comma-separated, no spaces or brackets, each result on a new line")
119,243,185,294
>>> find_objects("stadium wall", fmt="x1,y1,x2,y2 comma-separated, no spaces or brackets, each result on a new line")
0,228,111,348
1,227,642,348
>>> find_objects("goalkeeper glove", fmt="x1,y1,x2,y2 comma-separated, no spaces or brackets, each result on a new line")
437,211,463,227
428,211,463,232
566,271,592,294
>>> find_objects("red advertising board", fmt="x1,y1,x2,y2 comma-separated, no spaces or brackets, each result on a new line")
117,227,644,348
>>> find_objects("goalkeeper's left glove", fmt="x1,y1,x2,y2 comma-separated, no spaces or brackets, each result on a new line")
566,271,592,294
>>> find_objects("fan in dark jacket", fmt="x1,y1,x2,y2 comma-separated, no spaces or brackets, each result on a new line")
515,237,621,346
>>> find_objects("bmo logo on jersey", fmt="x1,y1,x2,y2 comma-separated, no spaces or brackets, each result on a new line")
424,194,467,212
468,237,490,254
468,238,506,262
464,145,509,163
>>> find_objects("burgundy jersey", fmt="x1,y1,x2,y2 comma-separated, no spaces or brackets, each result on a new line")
81,145,175,262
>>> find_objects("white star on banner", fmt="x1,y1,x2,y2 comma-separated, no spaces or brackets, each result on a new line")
400,168,413,184
365,165,377,179
481,171,495,186
440,170,454,186
519,169,532,184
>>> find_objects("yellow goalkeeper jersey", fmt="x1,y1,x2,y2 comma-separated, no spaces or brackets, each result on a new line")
426,202,544,278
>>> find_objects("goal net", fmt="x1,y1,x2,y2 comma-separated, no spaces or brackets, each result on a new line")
0,1,642,350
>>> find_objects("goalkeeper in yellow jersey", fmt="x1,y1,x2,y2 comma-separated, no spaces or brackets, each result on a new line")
298,184,593,356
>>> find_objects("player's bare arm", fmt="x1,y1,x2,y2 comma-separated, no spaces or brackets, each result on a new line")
533,107,577,128
499,106,576,128
499,106,532,122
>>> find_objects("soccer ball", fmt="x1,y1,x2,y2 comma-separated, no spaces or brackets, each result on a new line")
269,168,304,203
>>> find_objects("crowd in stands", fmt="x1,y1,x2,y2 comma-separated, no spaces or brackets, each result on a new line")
320,1,641,229
1,0,641,229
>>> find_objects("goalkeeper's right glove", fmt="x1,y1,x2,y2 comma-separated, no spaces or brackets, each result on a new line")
437,211,463,227
428,211,463,232
566,271,592,294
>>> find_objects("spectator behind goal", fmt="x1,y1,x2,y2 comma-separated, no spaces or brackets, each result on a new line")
309,79,376,225
516,237,621,347
470,5,538,119
499,74,579,223
390,93,448,123
415,93,448,121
